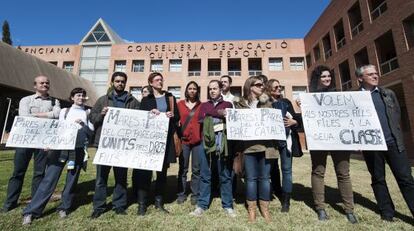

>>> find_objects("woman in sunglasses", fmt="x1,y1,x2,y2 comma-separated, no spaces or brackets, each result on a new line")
233,76,278,223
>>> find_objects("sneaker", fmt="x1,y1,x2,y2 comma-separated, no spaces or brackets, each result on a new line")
176,196,186,204
224,208,237,218
90,210,104,219
58,210,67,219
189,207,205,217
114,208,127,215
22,214,32,225
317,209,329,221
67,161,75,170
346,212,358,224
190,197,198,206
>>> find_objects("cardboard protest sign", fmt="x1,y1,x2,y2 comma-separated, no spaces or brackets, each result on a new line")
300,91,387,151
226,108,286,141
6,116,78,150
93,107,169,171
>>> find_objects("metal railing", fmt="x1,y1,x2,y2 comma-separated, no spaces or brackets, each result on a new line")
324,49,332,59
380,57,399,75
248,70,262,76
371,1,387,20
336,37,346,49
188,71,201,76
351,21,364,37
228,71,241,76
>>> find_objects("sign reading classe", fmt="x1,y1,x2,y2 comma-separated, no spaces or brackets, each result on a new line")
300,91,387,151
6,116,78,150
226,108,286,141
93,107,169,171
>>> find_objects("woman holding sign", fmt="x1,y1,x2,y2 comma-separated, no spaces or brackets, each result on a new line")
232,76,278,223
308,66,357,223
22,88,93,224
133,72,180,216
267,79,301,213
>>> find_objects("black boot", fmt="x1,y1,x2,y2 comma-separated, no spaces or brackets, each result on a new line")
155,197,169,214
281,193,291,213
137,190,148,216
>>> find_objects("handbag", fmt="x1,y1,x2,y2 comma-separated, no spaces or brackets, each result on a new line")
168,96,182,157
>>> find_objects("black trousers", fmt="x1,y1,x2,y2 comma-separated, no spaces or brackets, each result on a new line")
363,142,414,218
3,148,48,210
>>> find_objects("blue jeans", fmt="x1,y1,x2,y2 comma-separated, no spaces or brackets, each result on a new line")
177,143,202,200
279,146,292,193
198,151,233,210
3,148,48,210
244,152,271,201
23,148,84,217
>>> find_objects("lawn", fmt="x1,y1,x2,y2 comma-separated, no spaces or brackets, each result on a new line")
0,149,413,230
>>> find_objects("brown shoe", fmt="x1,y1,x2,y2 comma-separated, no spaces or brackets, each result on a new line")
246,200,257,222
259,200,271,223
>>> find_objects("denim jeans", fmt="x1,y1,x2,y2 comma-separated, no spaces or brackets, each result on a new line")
197,150,233,210
177,143,202,200
363,142,414,218
3,148,48,210
244,152,271,201
23,148,84,217
279,146,292,193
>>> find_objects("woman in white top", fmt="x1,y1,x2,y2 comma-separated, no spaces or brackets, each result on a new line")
22,88,94,225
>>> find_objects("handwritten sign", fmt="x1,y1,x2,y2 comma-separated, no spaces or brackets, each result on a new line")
226,108,286,141
93,107,169,171
300,91,387,151
6,116,78,150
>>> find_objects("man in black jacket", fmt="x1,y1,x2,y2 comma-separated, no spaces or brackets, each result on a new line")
356,64,414,222
89,72,140,218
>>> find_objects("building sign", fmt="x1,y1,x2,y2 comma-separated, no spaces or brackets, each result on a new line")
19,47,71,55
126,40,288,59
300,91,387,151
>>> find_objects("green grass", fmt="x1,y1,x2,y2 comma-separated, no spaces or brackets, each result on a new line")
0,149,413,230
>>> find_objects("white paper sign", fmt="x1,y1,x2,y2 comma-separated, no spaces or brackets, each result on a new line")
93,107,169,171
226,108,286,141
300,91,387,151
6,116,78,150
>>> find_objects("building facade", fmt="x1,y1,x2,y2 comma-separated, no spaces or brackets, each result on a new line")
19,19,308,112
304,0,414,158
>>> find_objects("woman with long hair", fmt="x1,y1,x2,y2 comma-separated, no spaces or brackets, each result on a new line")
133,72,180,216
308,65,357,223
233,76,278,223
176,81,202,205
266,79,301,212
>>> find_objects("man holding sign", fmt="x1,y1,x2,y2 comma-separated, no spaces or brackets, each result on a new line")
2,75,60,213
89,72,140,218
356,64,414,221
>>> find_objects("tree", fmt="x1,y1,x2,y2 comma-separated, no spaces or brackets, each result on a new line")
2,20,12,45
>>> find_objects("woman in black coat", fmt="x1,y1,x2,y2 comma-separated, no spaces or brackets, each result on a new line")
133,72,180,216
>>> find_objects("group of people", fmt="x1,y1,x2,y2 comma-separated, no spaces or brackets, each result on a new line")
1,64,413,226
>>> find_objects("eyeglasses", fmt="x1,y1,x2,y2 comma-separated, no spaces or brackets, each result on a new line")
252,83,264,88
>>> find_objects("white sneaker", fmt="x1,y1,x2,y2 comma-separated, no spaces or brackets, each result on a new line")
22,214,32,225
189,207,205,217
58,210,67,218
224,208,237,218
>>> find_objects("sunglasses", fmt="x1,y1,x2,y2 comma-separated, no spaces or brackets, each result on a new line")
252,83,264,88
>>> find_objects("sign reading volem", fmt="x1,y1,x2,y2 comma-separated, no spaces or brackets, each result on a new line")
226,108,286,141
93,107,169,171
300,91,387,151
6,116,78,150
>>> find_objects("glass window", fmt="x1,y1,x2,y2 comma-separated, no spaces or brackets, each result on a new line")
151,60,163,72
292,86,308,101
132,60,145,72
130,87,142,100
169,59,182,72
289,57,305,71
63,61,74,73
269,58,283,71
168,86,181,100
114,60,127,72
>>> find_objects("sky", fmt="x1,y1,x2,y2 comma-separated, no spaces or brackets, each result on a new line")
0,0,331,46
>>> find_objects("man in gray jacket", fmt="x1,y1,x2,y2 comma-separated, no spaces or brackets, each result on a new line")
357,64,414,222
